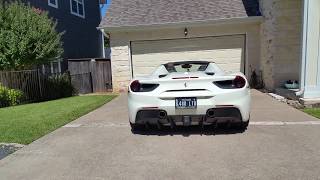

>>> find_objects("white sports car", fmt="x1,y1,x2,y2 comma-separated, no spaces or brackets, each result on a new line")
128,61,251,130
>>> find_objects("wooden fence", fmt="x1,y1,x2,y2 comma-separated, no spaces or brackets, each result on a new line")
0,70,41,102
70,72,93,94
0,70,74,103
68,58,112,94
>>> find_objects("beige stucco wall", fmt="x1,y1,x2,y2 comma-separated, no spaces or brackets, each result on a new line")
109,22,261,92
259,0,303,90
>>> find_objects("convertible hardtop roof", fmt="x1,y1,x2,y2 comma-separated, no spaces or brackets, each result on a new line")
163,61,212,65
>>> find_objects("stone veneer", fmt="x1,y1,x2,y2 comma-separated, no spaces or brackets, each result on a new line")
259,0,303,90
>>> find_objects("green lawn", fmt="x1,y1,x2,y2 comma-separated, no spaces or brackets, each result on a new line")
0,95,116,144
303,108,320,119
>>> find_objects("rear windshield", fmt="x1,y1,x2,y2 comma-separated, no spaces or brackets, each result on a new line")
165,63,208,73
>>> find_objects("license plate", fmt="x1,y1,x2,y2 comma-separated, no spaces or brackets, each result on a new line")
175,97,197,109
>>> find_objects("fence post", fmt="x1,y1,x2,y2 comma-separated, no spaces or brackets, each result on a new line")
89,72,93,93
90,59,96,93
37,68,43,99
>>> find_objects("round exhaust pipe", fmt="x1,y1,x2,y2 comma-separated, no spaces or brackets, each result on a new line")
159,110,167,119
206,109,215,118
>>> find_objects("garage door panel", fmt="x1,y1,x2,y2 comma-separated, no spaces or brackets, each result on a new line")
133,36,245,55
131,35,245,77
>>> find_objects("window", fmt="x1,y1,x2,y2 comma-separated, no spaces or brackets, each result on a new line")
48,0,58,8
164,62,209,73
41,60,62,75
70,0,85,18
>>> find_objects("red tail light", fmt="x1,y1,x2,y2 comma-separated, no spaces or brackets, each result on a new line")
233,76,246,88
129,80,159,92
213,75,246,89
130,80,141,92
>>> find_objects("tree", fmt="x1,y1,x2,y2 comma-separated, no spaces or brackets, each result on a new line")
0,1,63,70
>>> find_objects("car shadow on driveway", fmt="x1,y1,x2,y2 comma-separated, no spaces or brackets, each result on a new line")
131,125,246,137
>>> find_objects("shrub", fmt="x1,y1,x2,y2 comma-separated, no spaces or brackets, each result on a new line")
0,84,24,108
0,1,63,70
42,73,76,101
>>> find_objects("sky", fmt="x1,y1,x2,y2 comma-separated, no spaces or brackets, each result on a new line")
100,0,111,17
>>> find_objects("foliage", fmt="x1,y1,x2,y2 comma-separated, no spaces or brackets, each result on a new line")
0,1,63,70
0,83,24,108
104,36,110,48
249,68,264,89
303,108,320,119
42,72,76,101
0,95,116,144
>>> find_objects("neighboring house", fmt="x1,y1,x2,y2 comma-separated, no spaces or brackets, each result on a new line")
23,0,104,71
99,0,320,104
99,0,111,59
100,0,110,18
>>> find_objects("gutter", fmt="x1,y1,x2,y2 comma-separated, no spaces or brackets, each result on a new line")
296,0,309,97
97,16,264,32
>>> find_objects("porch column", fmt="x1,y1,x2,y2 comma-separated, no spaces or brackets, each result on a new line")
300,0,320,100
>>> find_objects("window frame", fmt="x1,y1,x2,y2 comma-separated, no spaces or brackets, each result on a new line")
70,0,85,19
48,0,58,8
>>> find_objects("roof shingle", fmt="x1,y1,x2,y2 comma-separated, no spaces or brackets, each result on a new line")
100,0,261,28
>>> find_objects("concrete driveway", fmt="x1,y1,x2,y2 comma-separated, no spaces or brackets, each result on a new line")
1,90,320,180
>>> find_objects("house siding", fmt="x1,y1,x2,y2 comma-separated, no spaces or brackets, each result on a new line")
110,23,261,92
25,0,103,62
259,0,303,90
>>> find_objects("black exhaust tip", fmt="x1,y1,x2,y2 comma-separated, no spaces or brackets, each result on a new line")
159,110,167,119
207,109,215,118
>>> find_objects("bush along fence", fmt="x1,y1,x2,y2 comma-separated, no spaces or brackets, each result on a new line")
0,84,24,108
0,70,75,108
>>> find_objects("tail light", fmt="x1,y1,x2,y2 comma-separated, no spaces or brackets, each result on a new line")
129,80,159,92
130,80,141,92
213,75,246,89
233,76,246,88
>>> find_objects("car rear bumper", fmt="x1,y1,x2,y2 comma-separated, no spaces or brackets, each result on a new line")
128,89,251,124
134,107,243,126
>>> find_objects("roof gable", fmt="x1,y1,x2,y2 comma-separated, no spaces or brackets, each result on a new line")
100,0,261,28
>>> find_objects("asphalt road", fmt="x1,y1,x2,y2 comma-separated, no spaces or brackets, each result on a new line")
1,90,320,180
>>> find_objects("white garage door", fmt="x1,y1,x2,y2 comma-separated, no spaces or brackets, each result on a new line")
131,35,245,77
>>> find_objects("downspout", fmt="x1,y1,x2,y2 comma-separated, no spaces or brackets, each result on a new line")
296,0,309,97
97,27,109,58
100,28,107,58
100,28,109,38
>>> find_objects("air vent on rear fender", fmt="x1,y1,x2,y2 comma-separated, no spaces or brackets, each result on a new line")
159,74,167,78
206,72,215,76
